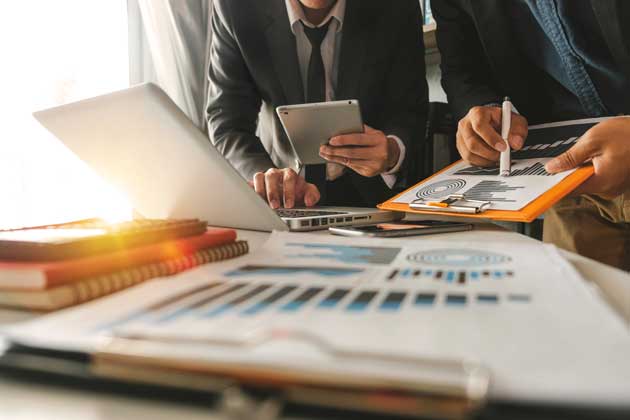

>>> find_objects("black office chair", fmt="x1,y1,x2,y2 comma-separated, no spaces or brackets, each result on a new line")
416,101,458,181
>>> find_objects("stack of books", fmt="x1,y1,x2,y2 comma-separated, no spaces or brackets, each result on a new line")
0,219,248,311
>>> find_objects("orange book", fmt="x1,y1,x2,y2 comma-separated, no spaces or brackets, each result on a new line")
0,241,249,311
0,228,236,290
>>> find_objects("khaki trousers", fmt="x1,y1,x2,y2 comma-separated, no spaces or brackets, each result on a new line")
543,193,630,271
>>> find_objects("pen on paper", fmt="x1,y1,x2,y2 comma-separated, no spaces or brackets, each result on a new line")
500,97,512,177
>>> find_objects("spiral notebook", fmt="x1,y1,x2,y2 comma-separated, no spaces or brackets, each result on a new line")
0,241,248,311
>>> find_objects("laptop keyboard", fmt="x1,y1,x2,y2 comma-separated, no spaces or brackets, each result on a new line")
276,209,347,219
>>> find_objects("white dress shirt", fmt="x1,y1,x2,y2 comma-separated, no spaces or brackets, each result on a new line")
285,0,405,188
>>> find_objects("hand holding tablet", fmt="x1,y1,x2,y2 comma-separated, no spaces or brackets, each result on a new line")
276,100,364,166
276,100,401,177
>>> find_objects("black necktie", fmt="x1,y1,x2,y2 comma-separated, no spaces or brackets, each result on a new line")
302,20,331,103
302,20,331,203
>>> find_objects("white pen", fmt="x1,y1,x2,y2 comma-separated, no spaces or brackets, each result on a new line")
499,96,512,177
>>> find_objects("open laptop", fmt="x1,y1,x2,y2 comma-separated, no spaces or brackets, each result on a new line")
33,83,402,232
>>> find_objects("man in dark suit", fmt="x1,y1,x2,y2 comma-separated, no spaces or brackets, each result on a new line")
207,0,427,209
432,0,630,269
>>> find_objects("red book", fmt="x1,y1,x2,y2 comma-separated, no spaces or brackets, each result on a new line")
0,228,236,290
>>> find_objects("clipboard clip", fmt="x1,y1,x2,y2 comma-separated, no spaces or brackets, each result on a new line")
410,194,492,214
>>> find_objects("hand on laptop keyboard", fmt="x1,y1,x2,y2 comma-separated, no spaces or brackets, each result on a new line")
249,168,320,209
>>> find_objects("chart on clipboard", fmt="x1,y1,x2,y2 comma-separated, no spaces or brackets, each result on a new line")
379,118,607,222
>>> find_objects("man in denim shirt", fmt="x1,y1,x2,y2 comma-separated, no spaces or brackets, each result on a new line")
432,0,630,269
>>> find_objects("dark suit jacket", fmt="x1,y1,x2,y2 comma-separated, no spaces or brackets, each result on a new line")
432,0,630,124
206,0,428,207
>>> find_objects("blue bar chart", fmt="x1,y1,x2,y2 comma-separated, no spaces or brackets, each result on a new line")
98,282,532,330
386,268,514,283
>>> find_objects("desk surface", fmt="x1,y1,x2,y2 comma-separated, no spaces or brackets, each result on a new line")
0,225,628,420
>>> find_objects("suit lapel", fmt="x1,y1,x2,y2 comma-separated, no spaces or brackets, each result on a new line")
469,0,538,109
262,1,304,105
591,0,630,77
336,0,369,100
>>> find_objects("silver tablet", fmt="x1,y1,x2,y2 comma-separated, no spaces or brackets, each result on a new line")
276,100,364,165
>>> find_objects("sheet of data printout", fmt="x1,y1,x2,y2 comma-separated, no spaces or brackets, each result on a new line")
4,230,630,406
394,118,609,211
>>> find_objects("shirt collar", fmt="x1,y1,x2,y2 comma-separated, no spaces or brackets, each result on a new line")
286,0,345,33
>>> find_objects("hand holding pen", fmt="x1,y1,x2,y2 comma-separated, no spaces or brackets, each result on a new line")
455,101,528,168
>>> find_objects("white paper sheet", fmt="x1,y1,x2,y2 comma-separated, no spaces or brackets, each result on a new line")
3,231,630,407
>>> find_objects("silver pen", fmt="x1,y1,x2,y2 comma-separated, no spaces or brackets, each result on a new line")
500,97,512,177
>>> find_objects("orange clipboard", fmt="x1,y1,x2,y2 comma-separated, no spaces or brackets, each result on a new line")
378,162,594,223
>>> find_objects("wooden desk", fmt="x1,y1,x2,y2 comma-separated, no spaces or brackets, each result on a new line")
0,225,628,420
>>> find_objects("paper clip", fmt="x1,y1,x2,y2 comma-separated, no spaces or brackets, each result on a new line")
410,194,492,214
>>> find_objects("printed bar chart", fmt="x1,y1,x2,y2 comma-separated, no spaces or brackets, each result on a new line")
385,268,514,283
465,180,525,203
100,283,534,331
454,162,552,177
512,137,578,159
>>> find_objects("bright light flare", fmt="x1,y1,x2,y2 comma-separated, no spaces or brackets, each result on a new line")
0,1,131,230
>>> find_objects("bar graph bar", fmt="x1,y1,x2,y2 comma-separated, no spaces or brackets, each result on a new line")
202,284,272,317
155,283,248,323
508,294,531,303
279,287,324,312
317,289,351,309
379,291,407,311
241,285,298,316
387,269,399,281
477,294,499,304
446,294,467,306
414,292,436,307
346,291,378,312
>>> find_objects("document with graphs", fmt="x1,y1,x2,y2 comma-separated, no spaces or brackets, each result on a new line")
384,118,608,218
2,232,630,411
